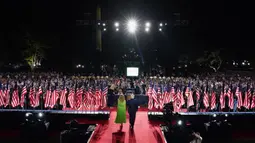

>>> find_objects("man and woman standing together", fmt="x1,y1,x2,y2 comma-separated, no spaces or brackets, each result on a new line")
114,91,140,129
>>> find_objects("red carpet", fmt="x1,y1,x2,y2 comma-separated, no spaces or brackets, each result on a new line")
89,111,165,143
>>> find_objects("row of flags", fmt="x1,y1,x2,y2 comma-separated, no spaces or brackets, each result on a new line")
146,85,255,112
0,85,108,110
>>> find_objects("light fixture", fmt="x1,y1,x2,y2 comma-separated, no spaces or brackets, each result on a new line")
115,22,119,27
116,28,119,31
159,28,162,31
145,27,149,32
159,23,163,27
213,114,217,117
103,28,106,31
25,113,32,117
102,23,106,26
145,22,151,27
38,112,44,118
127,19,138,34
177,120,182,125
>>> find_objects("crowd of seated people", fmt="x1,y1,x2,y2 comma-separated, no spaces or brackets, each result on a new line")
0,72,255,112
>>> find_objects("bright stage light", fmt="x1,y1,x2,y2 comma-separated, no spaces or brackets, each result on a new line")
159,23,163,26
103,28,106,31
116,28,119,31
145,22,151,27
177,120,182,125
127,19,138,34
145,27,150,32
38,112,44,118
213,114,217,117
159,28,162,31
115,22,119,27
102,23,106,26
25,113,32,117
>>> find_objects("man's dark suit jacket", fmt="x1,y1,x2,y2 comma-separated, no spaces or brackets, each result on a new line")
127,99,140,113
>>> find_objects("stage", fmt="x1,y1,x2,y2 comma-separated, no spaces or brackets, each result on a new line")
148,111,255,116
0,109,110,115
1,108,255,142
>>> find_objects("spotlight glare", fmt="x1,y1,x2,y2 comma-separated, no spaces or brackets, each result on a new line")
213,114,217,117
145,27,150,32
102,23,106,26
225,114,228,117
127,19,138,34
116,28,119,31
103,28,106,31
115,22,119,27
159,28,162,31
177,120,182,125
145,22,151,27
25,113,31,117
160,23,163,26
38,112,43,118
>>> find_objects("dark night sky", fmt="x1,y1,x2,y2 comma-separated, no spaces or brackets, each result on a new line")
2,0,254,69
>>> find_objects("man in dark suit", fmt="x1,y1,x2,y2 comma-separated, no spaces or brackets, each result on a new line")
126,93,140,129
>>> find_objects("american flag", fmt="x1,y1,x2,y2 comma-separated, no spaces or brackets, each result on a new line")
157,86,163,109
75,87,83,110
20,86,27,108
29,87,36,107
203,90,209,108
67,88,75,108
0,89,4,107
195,89,200,102
170,87,175,102
152,85,158,108
4,86,10,107
89,87,96,110
227,88,233,109
163,85,169,104
34,86,42,107
44,88,51,108
247,89,252,109
243,88,251,109
146,85,153,110
251,91,255,109
60,87,67,108
236,87,242,109
95,87,102,108
180,90,185,106
49,88,59,108
195,88,200,110
101,85,108,108
175,89,183,111
83,89,90,110
210,92,216,110
220,91,225,109
186,85,194,108
11,89,19,107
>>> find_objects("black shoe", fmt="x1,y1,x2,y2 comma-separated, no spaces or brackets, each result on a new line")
130,125,134,129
